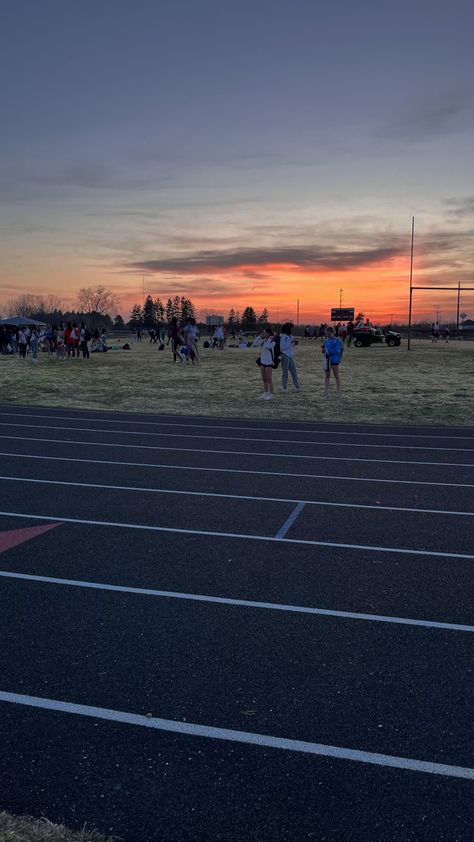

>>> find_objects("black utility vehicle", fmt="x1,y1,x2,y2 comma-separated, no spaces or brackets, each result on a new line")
352,327,401,347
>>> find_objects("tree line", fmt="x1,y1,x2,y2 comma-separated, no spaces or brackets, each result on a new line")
129,295,196,330
2,288,124,331
129,300,271,331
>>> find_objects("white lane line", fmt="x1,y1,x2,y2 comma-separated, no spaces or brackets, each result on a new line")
1,434,474,469
275,502,306,538
0,690,472,780
2,569,473,633
1,510,474,560
1,421,473,454
1,475,472,518
2,451,474,490
0,410,472,441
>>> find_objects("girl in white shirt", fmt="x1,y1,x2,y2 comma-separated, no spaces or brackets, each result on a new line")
280,322,300,391
253,326,275,400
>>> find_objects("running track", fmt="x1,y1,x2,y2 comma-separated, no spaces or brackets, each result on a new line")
0,404,473,841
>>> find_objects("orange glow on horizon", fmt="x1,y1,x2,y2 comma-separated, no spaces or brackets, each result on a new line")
1,255,472,326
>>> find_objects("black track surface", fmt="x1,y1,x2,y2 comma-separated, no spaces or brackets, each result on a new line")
0,404,473,842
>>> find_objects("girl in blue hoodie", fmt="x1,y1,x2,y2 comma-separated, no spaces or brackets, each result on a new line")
322,327,343,396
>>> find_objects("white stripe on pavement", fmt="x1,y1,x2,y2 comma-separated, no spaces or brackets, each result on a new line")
1,420,473,453
1,434,474,468
1,451,474,490
1,510,474,560
275,502,306,538
0,690,473,780
1,475,472,517
1,569,472,633
0,409,472,441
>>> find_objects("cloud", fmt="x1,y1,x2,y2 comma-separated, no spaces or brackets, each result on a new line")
443,197,474,217
375,93,474,143
127,243,404,275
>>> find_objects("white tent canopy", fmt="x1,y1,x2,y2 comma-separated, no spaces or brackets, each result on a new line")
0,317,47,327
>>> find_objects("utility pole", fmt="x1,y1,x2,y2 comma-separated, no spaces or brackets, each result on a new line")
456,281,461,329
407,216,415,350
296,299,300,326
339,289,343,307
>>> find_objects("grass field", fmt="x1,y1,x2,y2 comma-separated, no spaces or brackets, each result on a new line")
0,338,473,426
0,811,113,842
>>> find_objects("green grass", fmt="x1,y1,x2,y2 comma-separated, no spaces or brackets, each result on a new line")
0,811,115,842
1,339,473,426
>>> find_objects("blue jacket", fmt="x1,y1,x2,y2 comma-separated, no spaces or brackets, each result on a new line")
324,337,343,364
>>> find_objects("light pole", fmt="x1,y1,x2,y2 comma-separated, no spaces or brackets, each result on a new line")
339,289,343,307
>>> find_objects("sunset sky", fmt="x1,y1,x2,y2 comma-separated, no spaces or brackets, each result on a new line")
1,0,473,323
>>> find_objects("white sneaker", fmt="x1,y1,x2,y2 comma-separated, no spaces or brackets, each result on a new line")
258,393,267,399
281,386,288,392
263,393,274,400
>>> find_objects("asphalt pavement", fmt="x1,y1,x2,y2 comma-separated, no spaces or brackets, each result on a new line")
0,403,473,841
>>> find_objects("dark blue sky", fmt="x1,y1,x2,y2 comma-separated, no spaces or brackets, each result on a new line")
1,0,473,319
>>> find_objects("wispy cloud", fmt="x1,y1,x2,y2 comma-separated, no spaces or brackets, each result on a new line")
375,92,474,143
127,243,404,275
443,197,474,217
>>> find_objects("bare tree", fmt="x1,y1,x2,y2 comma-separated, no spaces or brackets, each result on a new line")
77,286,119,317
6,294,63,319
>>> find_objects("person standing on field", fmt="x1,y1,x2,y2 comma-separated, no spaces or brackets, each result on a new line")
280,322,300,391
322,326,344,397
80,322,90,358
253,325,275,400
30,326,39,362
18,328,27,359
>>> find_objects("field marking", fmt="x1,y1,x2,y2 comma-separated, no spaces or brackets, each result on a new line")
1,510,474,560
1,434,474,469
0,409,473,441
0,690,473,780
1,475,472,518
2,569,473,633
275,502,306,538
2,451,474,490
1,420,473,454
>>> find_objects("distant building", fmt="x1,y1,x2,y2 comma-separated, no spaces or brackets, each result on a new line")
460,319,474,330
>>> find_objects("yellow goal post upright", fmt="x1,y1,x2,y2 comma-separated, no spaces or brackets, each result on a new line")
407,217,474,350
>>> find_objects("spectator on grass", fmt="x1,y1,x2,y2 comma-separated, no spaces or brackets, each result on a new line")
442,325,450,343
30,326,39,362
280,322,300,392
167,316,182,362
18,328,27,359
346,320,355,346
214,324,225,349
65,322,73,357
54,325,66,360
322,326,343,397
80,322,90,359
253,325,275,401
184,317,200,364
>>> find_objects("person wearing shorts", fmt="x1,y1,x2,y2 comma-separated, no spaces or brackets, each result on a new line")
322,326,343,396
253,325,275,400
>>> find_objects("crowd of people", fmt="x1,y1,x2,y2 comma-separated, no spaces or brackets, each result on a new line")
431,322,450,342
253,322,343,400
1,313,455,403
0,322,110,359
